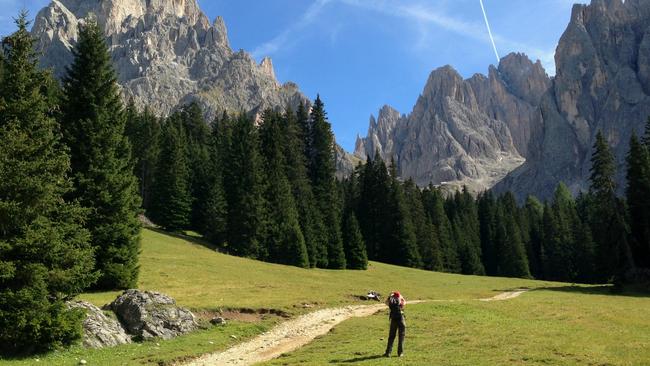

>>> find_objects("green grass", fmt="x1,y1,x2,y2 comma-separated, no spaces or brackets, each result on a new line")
2,229,649,365
79,229,557,311
265,288,650,365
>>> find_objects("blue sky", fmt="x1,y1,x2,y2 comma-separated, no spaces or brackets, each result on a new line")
1,0,586,150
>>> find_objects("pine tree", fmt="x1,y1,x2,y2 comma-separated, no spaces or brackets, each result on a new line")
385,178,422,268
61,20,141,290
151,115,192,231
282,107,326,267
0,15,97,354
309,96,345,269
200,115,229,246
495,195,530,278
478,191,498,275
224,114,266,258
124,103,160,211
588,131,633,282
643,116,650,147
422,185,460,272
403,179,441,271
178,103,213,232
341,205,368,270
626,132,650,268
524,196,544,278
259,110,309,267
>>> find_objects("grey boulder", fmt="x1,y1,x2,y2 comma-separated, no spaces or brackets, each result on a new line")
106,289,198,340
67,301,132,349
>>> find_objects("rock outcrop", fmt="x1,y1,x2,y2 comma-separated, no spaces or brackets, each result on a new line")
32,0,304,119
67,301,132,349
355,56,542,192
105,289,198,340
495,0,650,199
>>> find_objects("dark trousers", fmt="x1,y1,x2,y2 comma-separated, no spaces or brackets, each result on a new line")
385,315,405,355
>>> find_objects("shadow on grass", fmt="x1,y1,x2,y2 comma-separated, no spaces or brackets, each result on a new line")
331,354,385,363
536,285,650,298
147,227,220,252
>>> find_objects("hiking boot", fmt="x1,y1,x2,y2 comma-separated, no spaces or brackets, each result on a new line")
383,353,390,358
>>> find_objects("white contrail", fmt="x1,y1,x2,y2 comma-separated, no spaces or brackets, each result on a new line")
479,0,500,63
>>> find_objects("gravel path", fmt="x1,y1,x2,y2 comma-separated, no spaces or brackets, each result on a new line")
180,290,527,366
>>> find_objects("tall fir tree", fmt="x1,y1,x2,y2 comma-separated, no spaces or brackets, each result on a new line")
308,96,345,269
495,194,530,278
403,179,442,271
588,131,633,282
124,103,160,211
478,191,498,276
422,185,460,273
259,110,309,267
60,20,141,290
224,114,266,258
626,132,650,268
282,107,326,267
524,196,544,279
341,175,368,270
150,115,192,231
0,15,97,354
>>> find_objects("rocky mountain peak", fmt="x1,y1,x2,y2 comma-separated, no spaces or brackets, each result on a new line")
497,53,550,105
260,57,277,82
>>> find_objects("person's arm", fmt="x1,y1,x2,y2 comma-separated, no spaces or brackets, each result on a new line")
399,296,406,308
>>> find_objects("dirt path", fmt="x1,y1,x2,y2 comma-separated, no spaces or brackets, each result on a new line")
180,291,527,366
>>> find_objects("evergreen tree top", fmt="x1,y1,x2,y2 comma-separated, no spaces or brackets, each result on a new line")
589,131,617,197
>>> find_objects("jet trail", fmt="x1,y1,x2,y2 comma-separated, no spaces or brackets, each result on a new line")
479,0,500,63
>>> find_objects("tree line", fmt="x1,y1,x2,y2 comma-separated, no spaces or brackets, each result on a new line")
127,98,361,270
342,127,650,285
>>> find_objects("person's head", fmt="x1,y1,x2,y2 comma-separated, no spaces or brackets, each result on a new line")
393,291,401,298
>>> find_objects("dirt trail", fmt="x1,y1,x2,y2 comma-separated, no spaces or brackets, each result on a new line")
180,291,527,366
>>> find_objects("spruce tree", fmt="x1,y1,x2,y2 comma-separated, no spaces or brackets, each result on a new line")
478,191,498,275
422,186,460,272
0,15,97,354
200,114,229,246
259,110,309,267
151,115,192,231
495,195,530,278
643,116,650,147
282,107,326,267
524,196,544,278
124,103,160,211
224,114,266,258
61,20,141,290
404,179,441,271
588,131,633,282
626,132,650,268
341,207,368,270
309,96,345,269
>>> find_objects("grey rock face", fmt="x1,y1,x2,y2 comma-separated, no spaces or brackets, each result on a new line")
106,289,198,340
32,0,305,119
355,61,535,192
495,0,650,199
67,301,132,349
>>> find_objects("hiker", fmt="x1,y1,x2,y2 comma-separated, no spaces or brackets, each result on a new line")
383,290,406,357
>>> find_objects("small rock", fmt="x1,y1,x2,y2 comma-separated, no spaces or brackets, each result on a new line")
208,341,214,345
230,335,237,339
210,317,226,326
79,360,87,365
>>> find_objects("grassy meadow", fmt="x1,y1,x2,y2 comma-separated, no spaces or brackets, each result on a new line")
1,229,649,365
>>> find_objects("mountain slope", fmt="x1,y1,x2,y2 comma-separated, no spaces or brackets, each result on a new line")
495,0,650,199
355,53,548,192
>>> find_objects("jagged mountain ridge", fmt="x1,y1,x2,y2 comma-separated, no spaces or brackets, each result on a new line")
356,0,650,199
495,0,650,199
355,53,548,192
31,0,358,172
